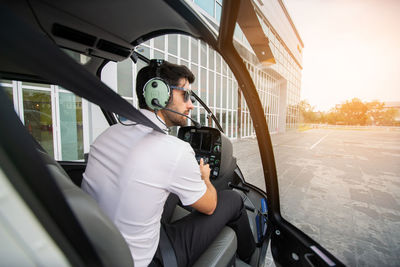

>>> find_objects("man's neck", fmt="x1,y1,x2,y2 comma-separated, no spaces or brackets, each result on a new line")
148,108,171,127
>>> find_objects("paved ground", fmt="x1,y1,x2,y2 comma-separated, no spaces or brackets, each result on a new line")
232,128,400,267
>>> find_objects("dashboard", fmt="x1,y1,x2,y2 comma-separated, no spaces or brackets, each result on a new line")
178,126,237,190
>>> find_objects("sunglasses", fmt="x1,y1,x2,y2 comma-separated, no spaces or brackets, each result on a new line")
170,85,196,103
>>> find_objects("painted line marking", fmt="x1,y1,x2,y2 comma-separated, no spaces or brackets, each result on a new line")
309,134,329,150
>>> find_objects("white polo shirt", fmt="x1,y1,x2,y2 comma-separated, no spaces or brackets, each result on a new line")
81,109,207,267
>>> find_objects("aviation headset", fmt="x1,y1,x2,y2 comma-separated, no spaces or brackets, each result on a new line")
143,59,171,110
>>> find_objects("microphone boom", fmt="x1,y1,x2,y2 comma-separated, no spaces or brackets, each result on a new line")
152,99,201,128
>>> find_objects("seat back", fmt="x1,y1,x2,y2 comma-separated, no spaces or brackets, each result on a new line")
38,150,134,267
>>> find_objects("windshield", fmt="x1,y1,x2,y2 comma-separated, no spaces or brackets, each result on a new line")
232,2,399,266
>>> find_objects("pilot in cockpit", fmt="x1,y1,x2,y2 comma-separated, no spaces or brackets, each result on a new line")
81,59,255,267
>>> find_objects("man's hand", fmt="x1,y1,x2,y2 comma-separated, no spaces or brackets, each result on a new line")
191,158,217,215
199,158,211,182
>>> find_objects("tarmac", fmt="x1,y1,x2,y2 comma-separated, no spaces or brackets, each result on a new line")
232,127,400,267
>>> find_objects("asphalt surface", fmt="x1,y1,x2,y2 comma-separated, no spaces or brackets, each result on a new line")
232,128,400,267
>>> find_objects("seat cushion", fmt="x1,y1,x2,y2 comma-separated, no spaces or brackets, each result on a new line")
193,227,237,267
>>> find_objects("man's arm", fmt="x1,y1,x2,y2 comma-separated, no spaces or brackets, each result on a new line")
191,158,217,215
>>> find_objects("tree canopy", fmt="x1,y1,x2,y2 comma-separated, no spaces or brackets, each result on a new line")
299,99,399,126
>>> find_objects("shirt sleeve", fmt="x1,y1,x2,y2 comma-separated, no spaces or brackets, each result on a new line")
168,143,207,206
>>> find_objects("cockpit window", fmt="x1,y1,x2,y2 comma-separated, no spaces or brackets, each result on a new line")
102,34,240,139
2,78,108,161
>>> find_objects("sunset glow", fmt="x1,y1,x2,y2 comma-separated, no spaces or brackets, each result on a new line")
284,0,400,111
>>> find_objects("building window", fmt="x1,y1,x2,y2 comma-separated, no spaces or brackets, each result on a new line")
194,0,215,18
216,2,222,23
23,88,54,158
117,59,133,98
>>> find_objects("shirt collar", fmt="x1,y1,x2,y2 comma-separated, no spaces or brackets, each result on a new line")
139,109,169,134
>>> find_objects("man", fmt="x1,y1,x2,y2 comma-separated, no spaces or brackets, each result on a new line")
82,60,255,267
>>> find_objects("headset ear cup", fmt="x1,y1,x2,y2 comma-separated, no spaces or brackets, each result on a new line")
143,78,171,110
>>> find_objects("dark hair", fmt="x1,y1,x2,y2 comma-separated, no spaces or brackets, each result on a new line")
136,60,195,109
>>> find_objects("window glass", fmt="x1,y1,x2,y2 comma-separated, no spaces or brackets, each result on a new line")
87,102,111,143
222,60,227,76
227,79,231,109
209,49,215,70
154,50,165,60
208,70,214,107
215,109,221,126
117,59,133,97
216,54,221,73
168,34,178,56
59,92,84,160
6,77,112,161
191,107,198,125
181,59,189,68
191,38,198,64
200,68,207,101
216,2,222,23
3,86,13,102
154,36,165,50
200,108,207,126
234,24,243,42
194,0,214,17
137,45,150,58
233,111,237,138
22,82,51,88
216,74,221,107
136,59,148,74
168,55,178,64
181,60,189,69
227,111,232,137
222,77,227,108
228,68,232,79
200,42,207,67
181,35,189,60
23,89,54,158
222,110,226,133
169,126,178,137
191,64,199,91
1,79,12,84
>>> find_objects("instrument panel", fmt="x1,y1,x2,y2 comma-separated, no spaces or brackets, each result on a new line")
178,127,222,179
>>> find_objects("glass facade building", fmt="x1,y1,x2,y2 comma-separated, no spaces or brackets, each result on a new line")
1,0,303,160
102,0,303,137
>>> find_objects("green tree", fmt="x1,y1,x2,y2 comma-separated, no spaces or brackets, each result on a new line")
316,111,326,124
326,105,344,125
381,108,398,125
299,100,317,123
366,100,385,125
320,99,398,126
338,98,368,125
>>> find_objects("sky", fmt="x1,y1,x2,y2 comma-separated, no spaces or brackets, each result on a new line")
283,0,400,111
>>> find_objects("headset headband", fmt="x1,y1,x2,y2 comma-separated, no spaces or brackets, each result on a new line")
150,59,164,78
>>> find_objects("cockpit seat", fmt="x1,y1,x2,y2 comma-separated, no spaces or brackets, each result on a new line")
38,149,135,267
38,149,237,267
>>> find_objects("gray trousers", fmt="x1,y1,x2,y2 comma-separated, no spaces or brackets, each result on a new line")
151,190,256,267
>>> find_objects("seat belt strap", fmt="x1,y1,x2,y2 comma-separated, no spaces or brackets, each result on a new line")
159,225,178,267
